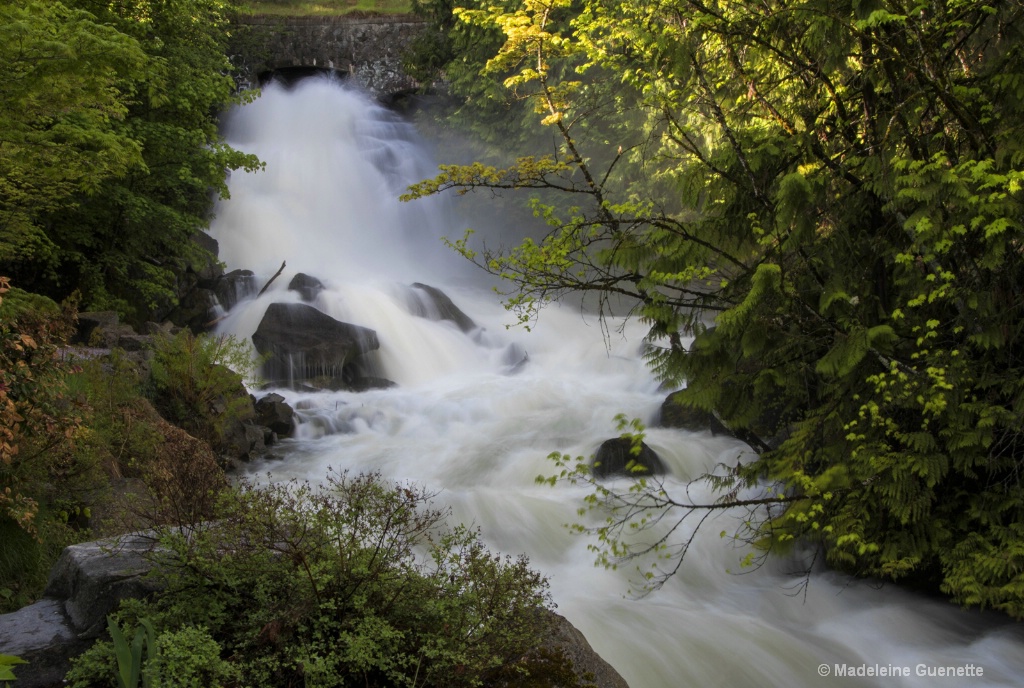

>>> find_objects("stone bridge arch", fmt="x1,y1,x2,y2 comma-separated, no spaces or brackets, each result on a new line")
227,15,426,96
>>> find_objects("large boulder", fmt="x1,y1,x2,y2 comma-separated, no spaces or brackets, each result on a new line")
254,393,296,437
288,273,325,303
42,538,161,639
409,283,477,333
215,269,258,311
659,390,730,435
0,535,161,688
591,437,666,479
252,302,379,388
539,610,630,688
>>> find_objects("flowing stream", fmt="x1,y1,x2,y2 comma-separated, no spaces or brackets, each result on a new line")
209,78,1024,687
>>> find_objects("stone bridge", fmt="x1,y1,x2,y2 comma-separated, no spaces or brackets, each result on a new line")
227,14,427,96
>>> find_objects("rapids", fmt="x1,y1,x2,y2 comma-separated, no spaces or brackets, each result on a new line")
209,79,1024,687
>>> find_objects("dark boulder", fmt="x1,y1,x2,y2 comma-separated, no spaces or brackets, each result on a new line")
215,269,258,311
591,437,666,479
0,535,162,688
659,390,730,435
252,302,379,388
288,273,325,302
409,283,477,333
43,538,161,638
255,393,296,437
74,311,121,346
539,610,630,688
188,231,223,287
167,287,219,333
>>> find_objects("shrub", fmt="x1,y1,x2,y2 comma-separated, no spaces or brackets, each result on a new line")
70,472,558,687
0,278,98,611
64,350,227,534
148,330,259,452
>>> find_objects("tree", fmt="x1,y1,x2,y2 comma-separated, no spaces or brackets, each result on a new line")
0,0,260,323
405,0,1024,616
0,1,146,279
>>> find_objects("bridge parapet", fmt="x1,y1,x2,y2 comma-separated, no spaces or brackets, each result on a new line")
227,14,427,95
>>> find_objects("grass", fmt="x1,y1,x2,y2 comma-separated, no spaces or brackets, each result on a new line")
235,0,413,17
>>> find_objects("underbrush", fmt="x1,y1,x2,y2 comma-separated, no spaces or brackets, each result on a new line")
0,280,244,612
67,473,591,687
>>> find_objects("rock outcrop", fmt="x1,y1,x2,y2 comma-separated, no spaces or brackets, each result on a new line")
591,437,666,479
252,302,380,389
0,536,161,688
288,273,325,302
408,282,477,333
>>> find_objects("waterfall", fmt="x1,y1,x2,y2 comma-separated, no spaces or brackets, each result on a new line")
209,78,1024,687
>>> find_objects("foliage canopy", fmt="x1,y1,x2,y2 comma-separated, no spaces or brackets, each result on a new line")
406,0,1024,616
0,0,260,323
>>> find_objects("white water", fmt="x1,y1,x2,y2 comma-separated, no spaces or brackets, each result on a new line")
209,79,1024,687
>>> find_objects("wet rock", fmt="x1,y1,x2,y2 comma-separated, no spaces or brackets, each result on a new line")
0,599,89,688
220,419,267,462
659,390,730,435
539,610,631,688
591,437,666,479
255,393,296,437
0,535,162,687
44,537,162,638
409,282,477,333
288,273,325,302
215,269,258,311
252,302,379,388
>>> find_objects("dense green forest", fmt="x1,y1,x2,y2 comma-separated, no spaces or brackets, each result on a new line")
405,0,1024,617
2,0,1023,682
0,4,565,685
0,0,260,323
1,0,250,603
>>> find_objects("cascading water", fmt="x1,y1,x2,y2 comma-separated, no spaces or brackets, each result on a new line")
210,78,1024,687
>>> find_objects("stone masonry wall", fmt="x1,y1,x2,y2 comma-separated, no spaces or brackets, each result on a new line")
227,15,427,95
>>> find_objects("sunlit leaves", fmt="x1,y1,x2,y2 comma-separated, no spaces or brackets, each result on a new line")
412,0,1024,613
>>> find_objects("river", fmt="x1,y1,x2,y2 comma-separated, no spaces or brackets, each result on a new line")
208,78,1024,688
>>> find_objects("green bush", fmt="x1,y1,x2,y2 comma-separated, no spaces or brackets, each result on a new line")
148,329,259,451
0,278,100,611
69,472,558,688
